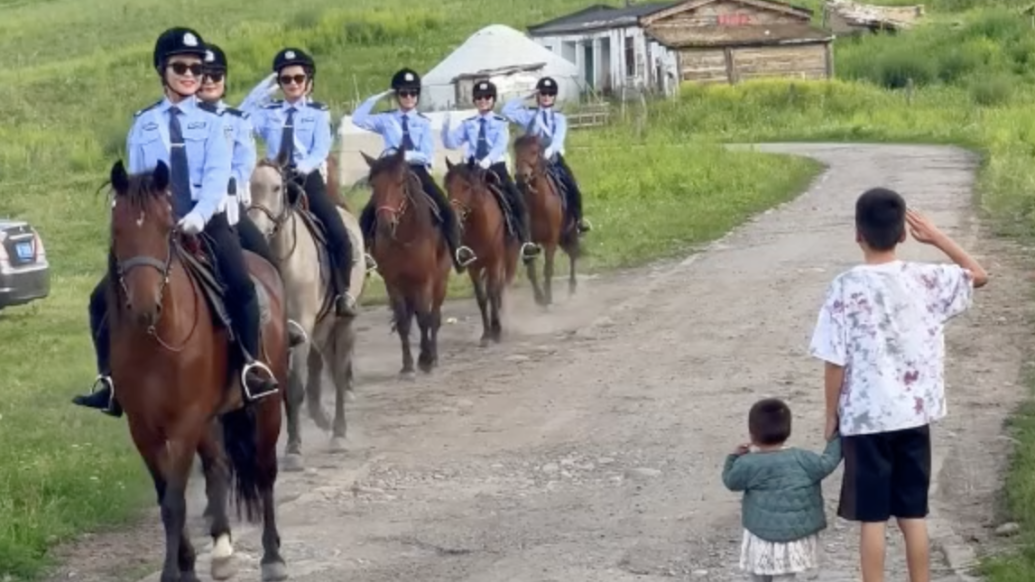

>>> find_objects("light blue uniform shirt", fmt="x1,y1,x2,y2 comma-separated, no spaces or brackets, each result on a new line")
214,101,257,192
501,98,568,157
250,97,332,175
352,93,435,168
441,112,509,165
126,96,231,222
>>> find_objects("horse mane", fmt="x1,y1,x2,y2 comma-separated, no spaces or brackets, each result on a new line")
366,151,408,180
514,133,541,151
110,171,167,209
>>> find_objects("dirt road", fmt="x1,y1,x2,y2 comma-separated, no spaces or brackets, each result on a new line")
47,144,1031,582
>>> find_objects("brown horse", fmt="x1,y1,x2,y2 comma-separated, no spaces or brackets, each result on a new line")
361,148,451,378
105,160,289,582
443,158,519,346
512,134,581,306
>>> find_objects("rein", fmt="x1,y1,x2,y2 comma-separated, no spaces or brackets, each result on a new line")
372,170,423,243
246,165,306,260
114,234,201,352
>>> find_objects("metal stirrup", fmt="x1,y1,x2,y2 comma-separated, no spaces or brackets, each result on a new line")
240,361,278,400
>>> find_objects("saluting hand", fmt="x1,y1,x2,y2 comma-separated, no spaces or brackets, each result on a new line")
177,212,205,236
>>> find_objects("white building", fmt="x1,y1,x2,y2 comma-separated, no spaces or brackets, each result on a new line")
418,24,583,111
526,1,682,96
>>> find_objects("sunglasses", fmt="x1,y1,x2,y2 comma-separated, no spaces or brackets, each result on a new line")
203,71,225,83
397,90,419,98
474,95,494,101
168,62,203,77
539,91,558,97
279,74,307,86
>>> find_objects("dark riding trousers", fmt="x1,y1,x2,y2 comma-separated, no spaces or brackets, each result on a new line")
292,170,354,291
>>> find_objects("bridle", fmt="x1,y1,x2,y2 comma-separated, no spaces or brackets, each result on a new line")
113,231,198,352
246,163,305,258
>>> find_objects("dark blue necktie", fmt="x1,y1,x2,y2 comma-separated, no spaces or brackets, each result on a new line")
401,114,415,151
168,106,193,218
475,118,489,160
280,107,296,166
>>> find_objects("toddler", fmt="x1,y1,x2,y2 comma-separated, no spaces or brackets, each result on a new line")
722,398,842,582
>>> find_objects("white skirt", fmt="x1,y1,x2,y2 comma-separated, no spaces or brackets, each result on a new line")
739,529,819,575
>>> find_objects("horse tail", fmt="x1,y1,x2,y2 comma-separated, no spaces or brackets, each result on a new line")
220,406,264,523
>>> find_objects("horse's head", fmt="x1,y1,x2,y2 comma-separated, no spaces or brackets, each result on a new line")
513,134,544,186
443,157,495,224
248,154,293,239
362,148,414,238
108,159,176,327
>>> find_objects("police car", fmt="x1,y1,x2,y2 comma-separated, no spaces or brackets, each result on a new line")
0,218,49,310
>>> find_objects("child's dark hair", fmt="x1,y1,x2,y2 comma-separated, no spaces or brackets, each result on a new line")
748,398,792,446
855,187,906,251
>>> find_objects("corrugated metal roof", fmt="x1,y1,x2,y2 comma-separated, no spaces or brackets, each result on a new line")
527,2,679,36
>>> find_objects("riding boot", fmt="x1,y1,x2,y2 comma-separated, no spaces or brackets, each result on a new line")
234,295,279,401
556,156,592,234
72,281,122,417
331,255,359,318
505,181,541,263
358,201,379,271
418,166,475,272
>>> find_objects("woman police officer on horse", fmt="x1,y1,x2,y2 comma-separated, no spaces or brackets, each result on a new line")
352,67,476,273
72,27,279,416
501,76,591,234
442,79,541,264
198,42,306,344
246,47,359,318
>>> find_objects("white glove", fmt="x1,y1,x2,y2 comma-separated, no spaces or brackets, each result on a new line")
478,158,491,170
403,151,417,162
263,73,279,96
381,89,395,99
544,146,556,159
225,196,240,226
239,182,252,206
178,212,205,235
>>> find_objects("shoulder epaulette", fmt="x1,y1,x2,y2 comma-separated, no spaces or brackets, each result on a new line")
198,101,222,115
133,100,162,118
223,106,248,119
492,113,506,121
306,101,329,111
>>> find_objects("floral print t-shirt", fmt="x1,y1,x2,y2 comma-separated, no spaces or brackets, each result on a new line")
809,260,974,436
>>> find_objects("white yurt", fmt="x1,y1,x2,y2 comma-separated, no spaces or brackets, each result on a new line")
419,24,583,111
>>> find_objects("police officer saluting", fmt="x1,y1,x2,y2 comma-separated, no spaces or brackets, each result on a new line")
248,47,358,317
502,76,591,235
442,79,541,263
72,27,279,416
352,67,476,273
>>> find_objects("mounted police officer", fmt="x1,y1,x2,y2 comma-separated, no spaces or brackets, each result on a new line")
501,76,591,234
352,67,476,273
199,42,306,344
247,47,358,317
72,27,279,417
442,79,540,263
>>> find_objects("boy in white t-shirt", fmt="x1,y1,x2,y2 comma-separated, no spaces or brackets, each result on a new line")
808,187,988,582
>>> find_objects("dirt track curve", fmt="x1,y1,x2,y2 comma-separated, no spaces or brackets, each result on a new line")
46,143,1032,582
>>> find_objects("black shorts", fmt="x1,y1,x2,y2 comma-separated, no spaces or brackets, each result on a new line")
838,424,932,522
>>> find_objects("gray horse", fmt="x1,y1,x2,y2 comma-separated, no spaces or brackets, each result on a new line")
247,157,367,471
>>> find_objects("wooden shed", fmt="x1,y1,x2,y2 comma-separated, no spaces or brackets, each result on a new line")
640,0,835,85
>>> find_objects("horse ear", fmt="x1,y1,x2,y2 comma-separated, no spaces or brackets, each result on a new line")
445,157,455,171
110,159,129,193
361,151,377,168
393,148,406,163
153,160,170,192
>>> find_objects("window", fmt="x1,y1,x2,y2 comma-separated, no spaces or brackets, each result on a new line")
624,35,635,77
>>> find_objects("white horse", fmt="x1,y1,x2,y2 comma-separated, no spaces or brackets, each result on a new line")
247,155,367,471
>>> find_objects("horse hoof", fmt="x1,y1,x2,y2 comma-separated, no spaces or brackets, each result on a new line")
418,361,434,374
210,556,235,580
281,453,305,473
179,572,201,582
329,436,348,453
261,560,289,581
479,337,490,348
399,370,416,381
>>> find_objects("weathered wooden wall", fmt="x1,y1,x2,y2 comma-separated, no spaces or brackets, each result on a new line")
648,0,804,30
678,43,830,83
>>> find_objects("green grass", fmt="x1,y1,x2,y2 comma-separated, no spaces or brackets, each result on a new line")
0,0,831,578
